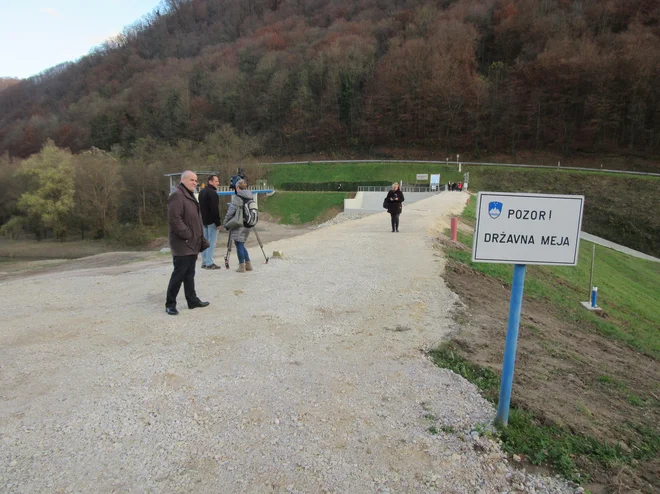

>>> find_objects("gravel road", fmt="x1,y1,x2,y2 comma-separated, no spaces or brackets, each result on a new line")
0,193,578,493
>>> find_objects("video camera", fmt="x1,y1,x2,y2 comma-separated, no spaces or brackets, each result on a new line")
229,168,246,190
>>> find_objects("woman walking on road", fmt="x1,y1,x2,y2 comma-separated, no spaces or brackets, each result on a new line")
385,182,405,232
224,179,254,272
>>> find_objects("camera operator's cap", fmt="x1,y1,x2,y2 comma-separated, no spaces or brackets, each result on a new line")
231,172,247,188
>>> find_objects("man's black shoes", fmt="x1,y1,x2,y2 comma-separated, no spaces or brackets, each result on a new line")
166,302,209,313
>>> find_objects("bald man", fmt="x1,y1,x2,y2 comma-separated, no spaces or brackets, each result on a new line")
165,171,210,315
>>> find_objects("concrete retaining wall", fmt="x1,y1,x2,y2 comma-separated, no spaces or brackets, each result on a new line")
344,191,439,212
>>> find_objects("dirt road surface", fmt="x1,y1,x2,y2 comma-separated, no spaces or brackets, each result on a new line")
0,193,576,493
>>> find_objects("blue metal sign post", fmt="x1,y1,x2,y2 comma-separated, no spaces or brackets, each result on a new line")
495,264,527,425
472,192,584,427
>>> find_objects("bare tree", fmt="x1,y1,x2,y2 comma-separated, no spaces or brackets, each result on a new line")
74,148,123,238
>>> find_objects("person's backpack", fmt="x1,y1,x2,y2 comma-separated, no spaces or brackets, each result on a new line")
242,197,258,228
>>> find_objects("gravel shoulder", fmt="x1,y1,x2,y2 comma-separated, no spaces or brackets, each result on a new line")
0,193,576,493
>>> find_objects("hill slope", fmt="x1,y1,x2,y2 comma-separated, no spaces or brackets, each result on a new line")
1,0,659,160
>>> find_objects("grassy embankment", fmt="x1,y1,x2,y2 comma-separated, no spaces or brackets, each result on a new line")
261,162,465,224
453,199,659,358
468,167,660,258
263,162,660,257
434,197,659,485
259,192,348,224
265,161,466,187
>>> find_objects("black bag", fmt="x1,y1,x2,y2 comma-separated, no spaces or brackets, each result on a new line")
383,196,389,209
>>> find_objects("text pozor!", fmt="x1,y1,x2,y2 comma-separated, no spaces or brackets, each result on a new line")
507,209,552,220
483,234,570,246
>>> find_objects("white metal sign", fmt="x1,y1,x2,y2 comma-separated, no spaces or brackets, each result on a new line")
430,174,440,185
416,173,429,180
472,192,584,265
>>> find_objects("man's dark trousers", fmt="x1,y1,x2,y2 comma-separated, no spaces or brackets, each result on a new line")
166,255,200,308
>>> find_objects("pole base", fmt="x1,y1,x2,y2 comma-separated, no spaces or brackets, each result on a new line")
580,301,603,313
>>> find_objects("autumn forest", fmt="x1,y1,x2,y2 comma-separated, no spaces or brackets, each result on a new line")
1,0,659,245
1,0,659,159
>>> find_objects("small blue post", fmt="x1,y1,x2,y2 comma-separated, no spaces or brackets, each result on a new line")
496,264,527,426
591,286,598,308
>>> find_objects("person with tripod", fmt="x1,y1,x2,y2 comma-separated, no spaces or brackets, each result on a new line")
224,179,253,272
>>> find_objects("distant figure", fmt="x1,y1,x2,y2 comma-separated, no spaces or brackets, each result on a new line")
385,182,405,232
165,171,210,315
338,183,342,191
230,168,246,191
458,182,463,192
199,174,222,270
224,179,254,272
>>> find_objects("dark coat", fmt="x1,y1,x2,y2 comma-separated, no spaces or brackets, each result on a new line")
386,189,405,215
199,184,221,227
168,183,209,256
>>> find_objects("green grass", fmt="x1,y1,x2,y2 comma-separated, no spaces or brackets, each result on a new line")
429,343,659,482
598,375,615,384
265,161,660,189
265,162,464,188
259,192,348,224
435,217,660,481
444,229,660,359
545,244,660,358
462,195,477,223
429,345,500,401
500,408,625,481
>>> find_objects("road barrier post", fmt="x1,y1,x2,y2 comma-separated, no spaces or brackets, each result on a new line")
450,217,458,241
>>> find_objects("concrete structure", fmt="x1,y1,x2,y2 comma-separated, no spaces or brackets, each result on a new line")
580,301,604,314
345,190,441,212
580,232,658,262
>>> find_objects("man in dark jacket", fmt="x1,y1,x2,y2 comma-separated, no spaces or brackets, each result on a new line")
198,174,222,269
165,171,210,315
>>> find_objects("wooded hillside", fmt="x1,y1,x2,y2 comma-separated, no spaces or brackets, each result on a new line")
0,78,20,93
1,0,659,159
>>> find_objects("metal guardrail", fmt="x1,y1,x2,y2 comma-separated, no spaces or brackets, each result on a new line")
216,185,272,192
259,160,660,177
357,186,439,192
